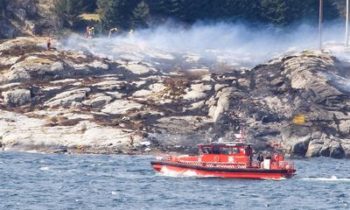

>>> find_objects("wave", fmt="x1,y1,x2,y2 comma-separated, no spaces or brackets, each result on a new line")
157,166,214,178
301,175,350,182
39,166,50,171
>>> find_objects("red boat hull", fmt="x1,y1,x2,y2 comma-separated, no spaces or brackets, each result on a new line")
151,161,296,180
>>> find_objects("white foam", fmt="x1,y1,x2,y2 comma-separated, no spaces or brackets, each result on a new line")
301,176,350,182
158,166,214,178
39,166,50,171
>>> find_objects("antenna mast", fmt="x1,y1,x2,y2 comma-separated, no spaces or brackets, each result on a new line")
319,0,323,50
346,0,350,47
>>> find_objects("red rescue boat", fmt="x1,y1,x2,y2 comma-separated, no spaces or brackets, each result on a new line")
151,142,296,180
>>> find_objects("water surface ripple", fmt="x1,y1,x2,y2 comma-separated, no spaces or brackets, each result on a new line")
1,152,349,210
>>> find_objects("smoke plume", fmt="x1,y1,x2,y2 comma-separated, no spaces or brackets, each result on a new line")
61,21,348,70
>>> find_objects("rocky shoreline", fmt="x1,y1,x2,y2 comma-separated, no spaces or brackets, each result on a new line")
0,37,350,158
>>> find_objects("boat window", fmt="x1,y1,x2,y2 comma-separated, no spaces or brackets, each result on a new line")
231,147,239,154
220,147,232,154
212,145,221,154
201,147,212,154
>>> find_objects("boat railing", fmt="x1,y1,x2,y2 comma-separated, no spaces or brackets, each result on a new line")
156,155,172,161
157,156,294,170
176,159,253,169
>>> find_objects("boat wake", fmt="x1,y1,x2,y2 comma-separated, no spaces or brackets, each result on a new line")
301,175,350,182
157,167,213,178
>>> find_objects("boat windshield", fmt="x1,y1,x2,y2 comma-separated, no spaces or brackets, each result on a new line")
200,146,240,154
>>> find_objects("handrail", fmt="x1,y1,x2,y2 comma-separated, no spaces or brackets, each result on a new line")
157,156,294,170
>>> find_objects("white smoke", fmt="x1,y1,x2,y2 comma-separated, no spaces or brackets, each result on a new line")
61,21,348,70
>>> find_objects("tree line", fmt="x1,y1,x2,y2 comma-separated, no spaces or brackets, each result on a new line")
55,0,342,31
0,0,7,18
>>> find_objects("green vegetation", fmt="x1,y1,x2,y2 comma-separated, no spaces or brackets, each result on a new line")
53,0,341,31
0,0,6,18
53,0,98,28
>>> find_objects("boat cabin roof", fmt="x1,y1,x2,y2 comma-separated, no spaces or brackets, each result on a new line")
198,142,247,148
198,142,251,155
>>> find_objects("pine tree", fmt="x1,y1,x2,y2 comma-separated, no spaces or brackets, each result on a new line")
0,0,6,18
99,0,122,29
259,0,288,25
97,0,342,30
132,1,150,28
54,0,85,27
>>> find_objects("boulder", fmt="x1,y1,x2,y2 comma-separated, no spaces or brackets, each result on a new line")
341,141,350,158
183,83,211,101
329,141,345,159
2,89,31,106
305,139,323,157
281,126,311,156
208,87,233,122
1,67,31,83
320,140,331,157
45,88,90,107
102,100,143,115
83,94,112,109
123,63,155,75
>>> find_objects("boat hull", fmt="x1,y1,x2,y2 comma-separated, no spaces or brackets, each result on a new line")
151,161,295,180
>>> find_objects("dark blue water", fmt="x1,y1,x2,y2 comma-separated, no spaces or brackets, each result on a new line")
1,152,349,210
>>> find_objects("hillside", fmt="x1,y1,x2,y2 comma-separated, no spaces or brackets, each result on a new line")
0,37,350,158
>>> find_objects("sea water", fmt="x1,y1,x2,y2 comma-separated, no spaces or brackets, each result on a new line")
1,152,349,210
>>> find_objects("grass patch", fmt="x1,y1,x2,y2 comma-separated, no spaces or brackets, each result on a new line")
79,13,101,21
45,116,81,127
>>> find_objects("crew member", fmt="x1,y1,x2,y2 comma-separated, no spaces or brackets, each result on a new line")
245,145,253,166
108,27,118,38
257,153,264,168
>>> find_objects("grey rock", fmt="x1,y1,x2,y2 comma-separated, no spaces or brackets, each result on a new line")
281,126,311,157
0,37,350,157
341,141,350,158
2,67,31,83
2,89,31,106
329,141,345,159
45,88,90,107
306,139,323,157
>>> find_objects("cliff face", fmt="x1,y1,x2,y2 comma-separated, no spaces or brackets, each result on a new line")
0,37,350,158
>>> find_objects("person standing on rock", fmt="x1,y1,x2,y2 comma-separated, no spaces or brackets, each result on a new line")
108,28,118,38
85,26,95,39
90,27,95,38
85,26,90,38
128,29,134,37
47,37,51,50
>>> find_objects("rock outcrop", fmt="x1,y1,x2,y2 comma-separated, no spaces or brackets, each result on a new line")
0,37,350,158
2,89,31,106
